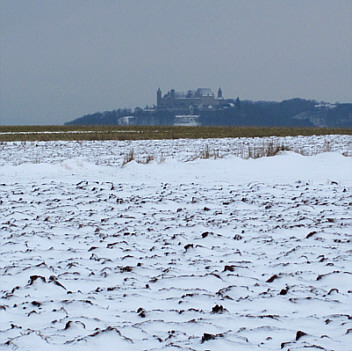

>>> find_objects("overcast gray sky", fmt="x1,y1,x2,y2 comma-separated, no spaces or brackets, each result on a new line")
0,0,351,125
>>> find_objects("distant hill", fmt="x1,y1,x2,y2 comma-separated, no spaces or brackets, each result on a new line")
65,98,352,127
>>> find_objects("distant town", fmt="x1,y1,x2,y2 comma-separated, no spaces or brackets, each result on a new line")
65,88,352,128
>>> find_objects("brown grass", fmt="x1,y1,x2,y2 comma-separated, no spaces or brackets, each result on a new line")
0,125,350,142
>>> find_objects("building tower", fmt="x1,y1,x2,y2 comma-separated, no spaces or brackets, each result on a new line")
157,88,162,107
217,87,223,99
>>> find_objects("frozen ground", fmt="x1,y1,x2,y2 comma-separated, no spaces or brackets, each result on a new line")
0,135,351,350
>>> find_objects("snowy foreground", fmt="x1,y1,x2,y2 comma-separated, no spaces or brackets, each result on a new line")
0,135,351,351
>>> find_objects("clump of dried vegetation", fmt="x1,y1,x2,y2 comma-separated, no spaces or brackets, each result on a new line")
194,141,291,160
242,141,290,159
121,148,165,167
119,137,350,167
199,145,221,159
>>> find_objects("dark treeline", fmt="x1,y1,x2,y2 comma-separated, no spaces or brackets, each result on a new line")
65,98,352,127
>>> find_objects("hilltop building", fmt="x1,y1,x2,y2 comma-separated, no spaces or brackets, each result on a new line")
156,87,232,111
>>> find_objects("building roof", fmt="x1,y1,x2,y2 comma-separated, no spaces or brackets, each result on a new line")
196,88,214,97
175,92,186,99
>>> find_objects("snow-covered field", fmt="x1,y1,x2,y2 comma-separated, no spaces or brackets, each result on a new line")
1,135,351,350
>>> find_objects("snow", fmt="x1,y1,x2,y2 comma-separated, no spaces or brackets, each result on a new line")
0,131,142,135
0,135,351,350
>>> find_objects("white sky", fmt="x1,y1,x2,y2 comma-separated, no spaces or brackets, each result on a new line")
0,0,351,125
